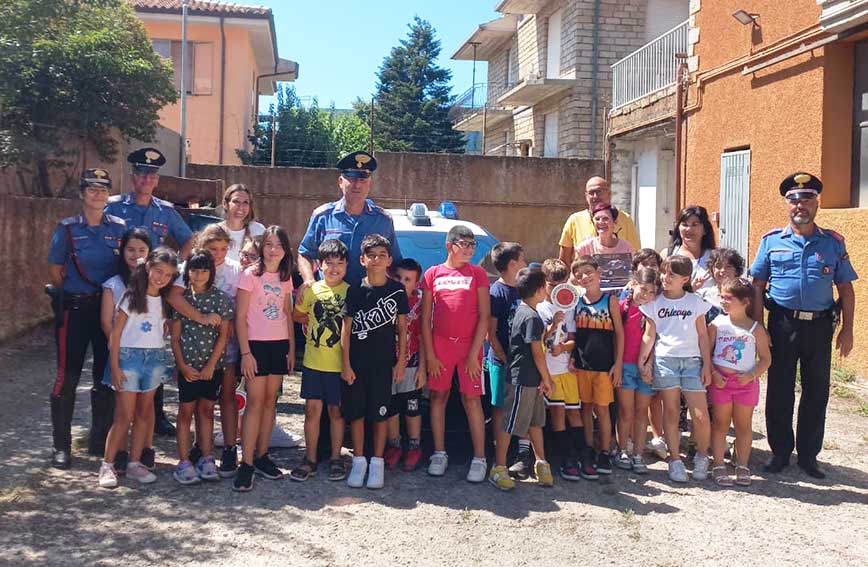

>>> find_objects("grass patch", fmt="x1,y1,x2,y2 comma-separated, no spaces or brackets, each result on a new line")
620,508,640,541
823,439,840,450
857,402,868,418
831,384,854,399
831,366,857,384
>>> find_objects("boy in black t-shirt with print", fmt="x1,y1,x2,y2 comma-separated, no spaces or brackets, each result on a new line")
340,234,409,490
489,268,555,491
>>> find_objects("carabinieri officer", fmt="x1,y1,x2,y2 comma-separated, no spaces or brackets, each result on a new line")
105,147,194,258
297,151,402,286
750,172,857,479
47,168,126,469
105,147,193,436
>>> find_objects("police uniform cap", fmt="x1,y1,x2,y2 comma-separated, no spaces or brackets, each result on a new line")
336,151,377,178
80,168,112,189
780,172,822,200
127,147,166,174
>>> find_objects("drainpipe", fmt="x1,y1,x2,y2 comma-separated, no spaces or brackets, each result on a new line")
674,55,688,213
218,16,226,164
588,0,601,158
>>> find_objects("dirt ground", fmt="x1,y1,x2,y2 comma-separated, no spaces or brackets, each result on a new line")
1,326,867,567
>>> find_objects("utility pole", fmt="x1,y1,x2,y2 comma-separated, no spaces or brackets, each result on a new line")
270,110,277,167
179,0,189,177
369,97,375,154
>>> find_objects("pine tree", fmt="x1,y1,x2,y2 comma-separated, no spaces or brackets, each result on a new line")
361,17,465,154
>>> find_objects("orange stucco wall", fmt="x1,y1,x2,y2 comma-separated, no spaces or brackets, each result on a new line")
141,20,262,166
683,0,855,260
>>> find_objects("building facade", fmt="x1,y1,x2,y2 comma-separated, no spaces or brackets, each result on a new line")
130,0,298,170
450,0,688,175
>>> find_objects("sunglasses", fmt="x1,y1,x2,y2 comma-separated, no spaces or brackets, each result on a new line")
240,251,259,262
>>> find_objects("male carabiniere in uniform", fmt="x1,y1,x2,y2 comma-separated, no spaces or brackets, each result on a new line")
47,168,126,469
750,172,857,479
105,147,193,255
298,151,402,286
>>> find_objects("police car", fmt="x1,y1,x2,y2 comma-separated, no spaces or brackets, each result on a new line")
389,201,499,278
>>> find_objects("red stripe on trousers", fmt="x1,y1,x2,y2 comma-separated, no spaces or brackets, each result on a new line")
52,310,70,397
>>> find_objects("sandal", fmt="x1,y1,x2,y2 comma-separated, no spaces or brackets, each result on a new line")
735,465,751,486
328,458,347,482
289,457,317,482
713,465,734,487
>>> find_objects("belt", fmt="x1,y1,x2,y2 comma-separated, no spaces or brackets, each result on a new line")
63,292,102,308
769,302,833,321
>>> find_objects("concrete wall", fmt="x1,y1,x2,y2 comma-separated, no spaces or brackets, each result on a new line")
188,152,605,264
0,196,79,341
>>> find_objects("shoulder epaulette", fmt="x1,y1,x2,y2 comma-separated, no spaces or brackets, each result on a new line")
152,196,175,208
105,214,126,226
761,228,784,238
312,202,335,216
107,194,123,204
822,228,846,244
59,215,82,226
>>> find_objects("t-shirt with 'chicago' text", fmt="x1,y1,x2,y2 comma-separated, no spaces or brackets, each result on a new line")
639,293,711,358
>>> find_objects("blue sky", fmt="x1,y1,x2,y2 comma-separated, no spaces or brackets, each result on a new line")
258,0,500,109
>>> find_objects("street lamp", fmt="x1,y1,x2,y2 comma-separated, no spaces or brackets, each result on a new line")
732,10,759,26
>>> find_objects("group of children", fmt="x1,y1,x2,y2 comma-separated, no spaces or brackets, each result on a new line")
95,215,770,493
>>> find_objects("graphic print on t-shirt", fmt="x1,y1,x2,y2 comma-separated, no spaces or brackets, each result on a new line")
261,283,283,320
403,289,422,366
352,289,404,340
311,294,344,348
432,275,474,291
140,321,153,333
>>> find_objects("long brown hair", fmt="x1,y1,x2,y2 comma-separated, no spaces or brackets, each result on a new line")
254,225,293,282
661,255,693,293
222,184,255,226
123,247,178,316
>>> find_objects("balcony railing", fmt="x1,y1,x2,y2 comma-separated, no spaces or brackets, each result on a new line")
449,82,514,123
611,21,688,110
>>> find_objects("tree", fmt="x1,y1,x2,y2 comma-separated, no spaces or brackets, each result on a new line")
239,86,371,168
0,0,177,195
358,17,465,154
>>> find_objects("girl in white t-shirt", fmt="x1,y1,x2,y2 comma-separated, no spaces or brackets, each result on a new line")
99,247,178,489
639,255,712,484
707,278,771,487
219,184,266,263
100,228,154,474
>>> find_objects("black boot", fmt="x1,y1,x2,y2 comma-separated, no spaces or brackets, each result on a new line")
88,387,114,456
50,395,73,468
153,385,176,436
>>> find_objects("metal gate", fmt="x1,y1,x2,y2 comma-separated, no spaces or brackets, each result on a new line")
719,150,751,258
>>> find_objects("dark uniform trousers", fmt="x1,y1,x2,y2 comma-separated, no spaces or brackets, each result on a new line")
51,295,114,455
765,307,834,465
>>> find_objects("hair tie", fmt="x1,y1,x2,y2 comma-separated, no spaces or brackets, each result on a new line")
136,257,146,266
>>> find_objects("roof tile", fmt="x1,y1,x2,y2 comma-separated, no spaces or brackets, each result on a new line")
128,0,271,17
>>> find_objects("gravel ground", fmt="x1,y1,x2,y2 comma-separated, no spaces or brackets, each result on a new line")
1,326,868,567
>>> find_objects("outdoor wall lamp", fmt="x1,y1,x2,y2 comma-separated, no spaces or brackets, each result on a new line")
732,10,760,26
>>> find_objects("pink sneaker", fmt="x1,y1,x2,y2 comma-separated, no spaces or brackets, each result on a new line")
384,446,402,469
403,447,422,471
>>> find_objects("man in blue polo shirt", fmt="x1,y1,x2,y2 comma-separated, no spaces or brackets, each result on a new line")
297,151,402,287
750,172,857,479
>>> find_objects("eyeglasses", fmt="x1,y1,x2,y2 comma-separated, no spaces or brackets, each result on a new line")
450,240,477,249
240,251,259,262
364,252,389,261
84,186,109,195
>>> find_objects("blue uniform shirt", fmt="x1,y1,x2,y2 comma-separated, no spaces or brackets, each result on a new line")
104,193,192,249
750,225,858,311
47,214,127,294
298,198,402,285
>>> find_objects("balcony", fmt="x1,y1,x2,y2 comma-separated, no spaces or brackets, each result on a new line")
449,83,513,132
611,21,688,111
818,0,868,32
495,0,549,14
495,77,576,107
451,15,519,61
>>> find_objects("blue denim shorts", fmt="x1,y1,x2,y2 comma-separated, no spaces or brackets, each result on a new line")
652,356,705,392
621,362,654,396
103,347,174,393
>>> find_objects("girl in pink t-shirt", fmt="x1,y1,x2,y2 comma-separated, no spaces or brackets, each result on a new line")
234,226,295,492
616,267,659,474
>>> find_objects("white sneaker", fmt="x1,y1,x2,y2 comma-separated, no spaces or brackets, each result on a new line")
98,461,118,489
127,461,157,484
428,451,448,476
647,437,669,461
269,425,302,448
367,457,385,489
692,453,710,481
466,457,487,483
668,459,688,483
347,456,367,488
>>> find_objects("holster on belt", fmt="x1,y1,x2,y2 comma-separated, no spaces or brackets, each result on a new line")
45,284,64,325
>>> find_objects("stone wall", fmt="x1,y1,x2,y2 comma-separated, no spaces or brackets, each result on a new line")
188,152,605,265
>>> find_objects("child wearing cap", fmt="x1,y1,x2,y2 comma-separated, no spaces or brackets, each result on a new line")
421,225,491,483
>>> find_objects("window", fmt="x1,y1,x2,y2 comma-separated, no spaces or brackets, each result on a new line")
544,112,558,157
152,39,213,95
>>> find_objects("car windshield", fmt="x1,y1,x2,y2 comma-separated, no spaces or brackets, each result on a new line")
395,231,497,278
